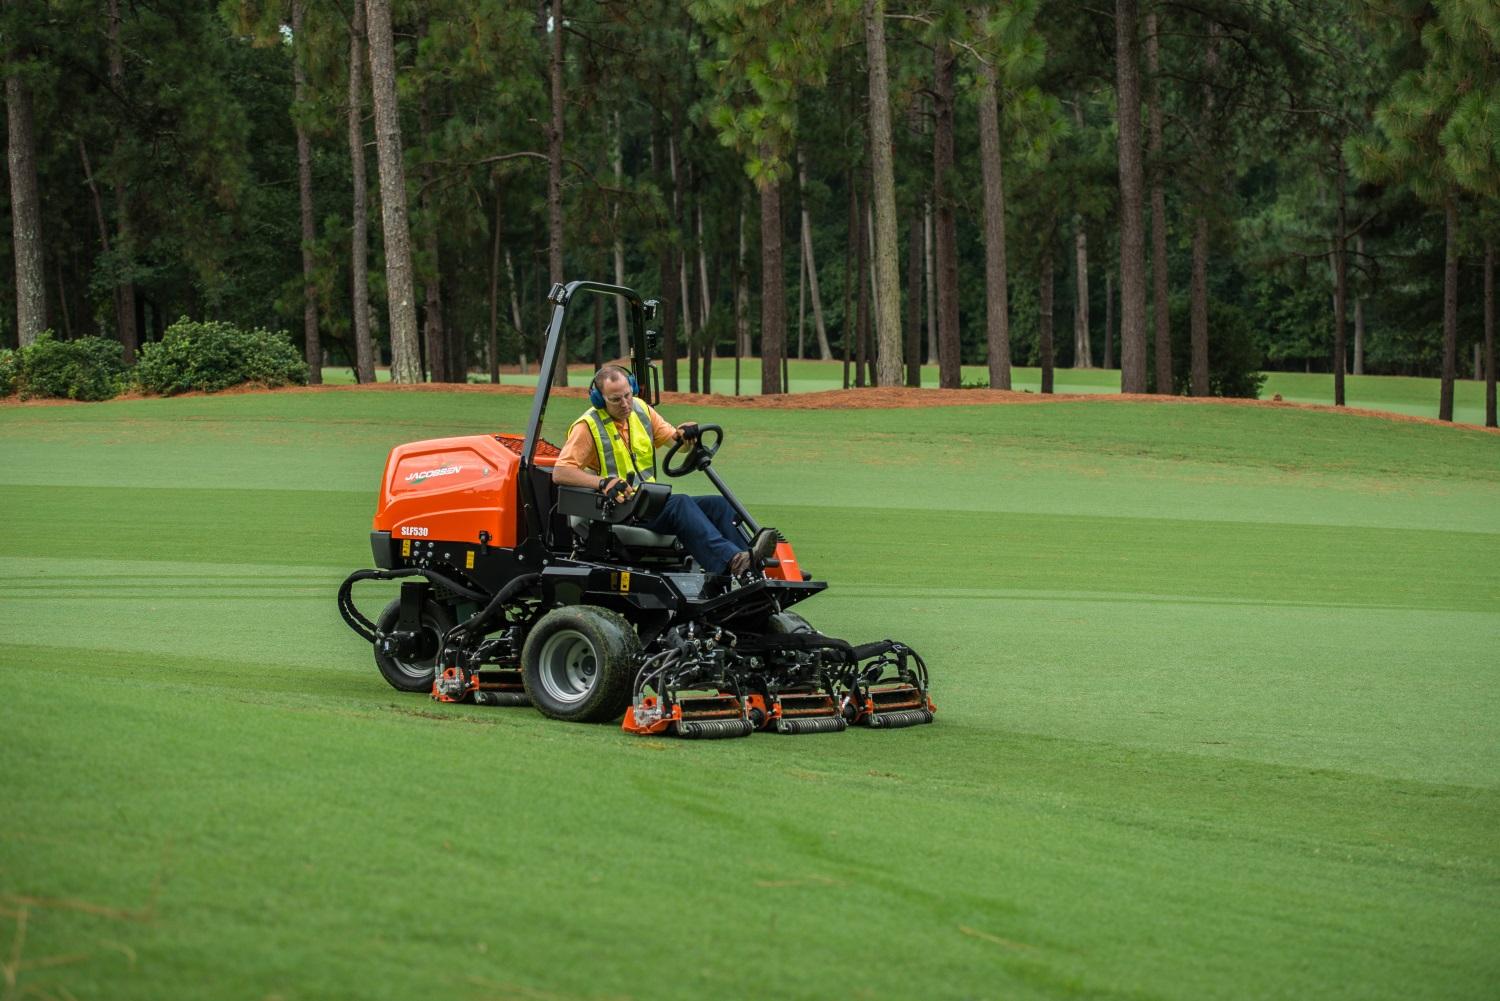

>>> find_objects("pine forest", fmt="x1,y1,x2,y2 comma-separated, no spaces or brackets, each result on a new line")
2,0,1498,425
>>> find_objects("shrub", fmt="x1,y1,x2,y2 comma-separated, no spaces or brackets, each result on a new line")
136,318,308,395
0,348,16,397
16,333,128,401
1164,298,1268,399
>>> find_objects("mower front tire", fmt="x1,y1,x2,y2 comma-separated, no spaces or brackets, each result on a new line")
373,598,456,693
521,605,639,723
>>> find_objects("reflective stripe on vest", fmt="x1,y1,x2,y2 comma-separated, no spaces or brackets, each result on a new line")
631,400,657,482
571,401,657,483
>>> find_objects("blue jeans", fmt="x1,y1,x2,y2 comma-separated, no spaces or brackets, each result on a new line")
644,494,745,573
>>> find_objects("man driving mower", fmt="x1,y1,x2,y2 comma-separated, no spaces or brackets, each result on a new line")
551,364,779,578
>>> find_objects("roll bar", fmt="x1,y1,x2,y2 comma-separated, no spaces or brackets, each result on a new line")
517,280,660,545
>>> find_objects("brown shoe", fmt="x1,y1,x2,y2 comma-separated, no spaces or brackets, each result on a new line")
750,527,779,565
728,550,751,576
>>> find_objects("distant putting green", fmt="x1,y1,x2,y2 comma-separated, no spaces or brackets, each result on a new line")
2,389,1496,1000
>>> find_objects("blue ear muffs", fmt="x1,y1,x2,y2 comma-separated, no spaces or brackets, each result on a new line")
590,368,640,409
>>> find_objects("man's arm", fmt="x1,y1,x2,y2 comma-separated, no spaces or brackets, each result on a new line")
553,423,610,490
646,404,696,448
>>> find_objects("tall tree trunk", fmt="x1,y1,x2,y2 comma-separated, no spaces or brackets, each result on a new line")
348,0,375,383
506,248,526,373
797,228,807,360
1332,155,1348,407
843,172,856,389
292,0,321,384
977,59,1012,389
6,35,46,344
592,294,603,368
734,203,746,395
905,208,923,387
796,154,832,361
759,153,785,395
1104,270,1114,370
864,0,903,386
488,183,502,384
79,138,120,338
650,116,678,389
1189,211,1210,396
697,200,713,391
107,0,137,360
855,186,869,388
1115,0,1148,392
613,111,628,358
1071,103,1092,369
1440,193,1458,422
866,199,879,387
681,165,698,392
547,0,567,385
672,136,695,390
418,88,448,383
925,198,937,366
1147,10,1170,394
1353,234,1366,376
1189,20,1218,398
365,0,421,382
1040,247,1055,394
53,258,70,338
1074,218,1090,368
933,40,961,388
1484,237,1495,428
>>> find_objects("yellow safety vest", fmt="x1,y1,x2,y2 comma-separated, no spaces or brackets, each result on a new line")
571,400,658,484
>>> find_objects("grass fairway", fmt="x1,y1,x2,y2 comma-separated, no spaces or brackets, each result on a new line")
390,358,1496,425
2,391,1497,1000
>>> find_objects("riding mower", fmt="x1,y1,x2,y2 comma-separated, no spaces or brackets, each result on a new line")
337,280,934,738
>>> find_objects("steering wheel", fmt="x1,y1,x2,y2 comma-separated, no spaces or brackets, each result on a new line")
662,423,723,477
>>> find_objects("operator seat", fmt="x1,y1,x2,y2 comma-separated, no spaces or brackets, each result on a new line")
557,482,684,555
568,516,679,550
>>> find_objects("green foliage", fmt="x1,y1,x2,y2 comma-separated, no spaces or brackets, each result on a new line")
0,348,16,397
13,333,128,401
1248,271,1328,366
135,318,308,395
1170,298,1268,399
689,0,852,185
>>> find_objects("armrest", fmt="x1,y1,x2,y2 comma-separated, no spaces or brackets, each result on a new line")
557,482,671,525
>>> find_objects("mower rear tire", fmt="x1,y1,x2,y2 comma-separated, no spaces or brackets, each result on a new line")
521,605,639,723
373,598,456,693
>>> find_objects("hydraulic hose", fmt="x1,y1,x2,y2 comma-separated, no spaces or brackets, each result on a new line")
337,567,491,643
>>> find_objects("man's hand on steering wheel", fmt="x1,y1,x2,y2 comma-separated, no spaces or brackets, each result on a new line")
661,423,724,477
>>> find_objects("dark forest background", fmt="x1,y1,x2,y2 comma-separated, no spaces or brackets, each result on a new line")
2,0,1497,420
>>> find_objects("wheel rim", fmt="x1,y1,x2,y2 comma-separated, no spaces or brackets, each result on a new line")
537,629,599,704
392,624,443,680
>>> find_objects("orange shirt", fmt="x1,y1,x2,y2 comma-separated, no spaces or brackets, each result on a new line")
556,403,678,476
